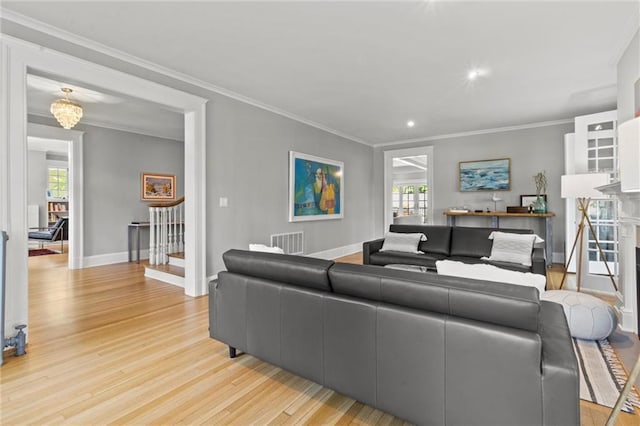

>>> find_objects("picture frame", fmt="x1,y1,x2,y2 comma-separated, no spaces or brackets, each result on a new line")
520,194,546,208
289,151,344,222
141,172,176,201
459,158,511,191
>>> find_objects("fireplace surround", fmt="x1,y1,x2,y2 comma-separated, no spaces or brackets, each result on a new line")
598,182,640,335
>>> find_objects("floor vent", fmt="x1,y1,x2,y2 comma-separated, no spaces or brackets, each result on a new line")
270,231,304,255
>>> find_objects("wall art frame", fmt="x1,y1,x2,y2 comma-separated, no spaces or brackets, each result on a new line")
141,172,176,201
520,194,547,208
289,151,344,222
459,158,511,191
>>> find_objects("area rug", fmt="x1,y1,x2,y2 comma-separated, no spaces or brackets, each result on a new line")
28,248,58,257
574,338,640,413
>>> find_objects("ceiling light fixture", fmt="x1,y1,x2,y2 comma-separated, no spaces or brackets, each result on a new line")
467,69,482,81
407,120,415,128
50,88,83,129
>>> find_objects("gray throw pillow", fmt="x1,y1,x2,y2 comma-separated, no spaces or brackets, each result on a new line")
379,232,427,254
485,231,538,266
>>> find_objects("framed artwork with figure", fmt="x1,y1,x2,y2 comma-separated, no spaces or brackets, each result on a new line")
289,151,344,222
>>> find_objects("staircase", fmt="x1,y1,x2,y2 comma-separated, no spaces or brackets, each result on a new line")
144,197,186,287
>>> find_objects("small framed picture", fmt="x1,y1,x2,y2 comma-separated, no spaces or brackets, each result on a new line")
520,194,546,208
141,172,176,201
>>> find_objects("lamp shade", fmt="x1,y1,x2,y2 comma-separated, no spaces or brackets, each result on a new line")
561,173,609,199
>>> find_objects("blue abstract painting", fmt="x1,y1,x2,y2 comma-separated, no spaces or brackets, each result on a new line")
459,158,510,191
289,151,343,222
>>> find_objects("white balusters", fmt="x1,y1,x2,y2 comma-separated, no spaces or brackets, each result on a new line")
149,206,156,265
148,198,185,265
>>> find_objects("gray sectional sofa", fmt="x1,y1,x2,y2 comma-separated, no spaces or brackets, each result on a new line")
364,224,546,275
209,249,578,426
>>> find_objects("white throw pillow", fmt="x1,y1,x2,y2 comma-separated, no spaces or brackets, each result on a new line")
249,244,285,254
436,260,546,295
485,231,538,266
379,232,427,254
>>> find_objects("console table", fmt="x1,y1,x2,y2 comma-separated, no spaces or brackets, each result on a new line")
128,222,150,263
443,211,555,268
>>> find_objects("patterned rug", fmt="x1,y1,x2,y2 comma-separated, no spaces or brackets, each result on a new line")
574,338,640,413
28,248,58,257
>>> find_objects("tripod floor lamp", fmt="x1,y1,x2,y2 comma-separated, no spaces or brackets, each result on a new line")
559,173,618,292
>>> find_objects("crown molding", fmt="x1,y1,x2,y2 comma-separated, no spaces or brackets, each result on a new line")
374,118,574,148
28,111,183,142
1,9,371,147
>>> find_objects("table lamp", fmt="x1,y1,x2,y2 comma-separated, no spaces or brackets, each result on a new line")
559,173,617,292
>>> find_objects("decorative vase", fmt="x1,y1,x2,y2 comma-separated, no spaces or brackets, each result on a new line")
533,195,547,214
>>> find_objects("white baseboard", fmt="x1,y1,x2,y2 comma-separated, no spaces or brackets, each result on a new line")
552,252,564,264
144,267,184,288
82,249,149,268
307,242,362,260
617,306,638,334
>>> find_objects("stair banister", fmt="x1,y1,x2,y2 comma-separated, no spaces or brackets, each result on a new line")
148,197,185,265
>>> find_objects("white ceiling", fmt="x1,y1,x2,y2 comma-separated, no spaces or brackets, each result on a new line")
4,1,639,146
26,74,184,141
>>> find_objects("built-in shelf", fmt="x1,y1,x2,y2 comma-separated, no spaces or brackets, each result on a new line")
47,199,68,225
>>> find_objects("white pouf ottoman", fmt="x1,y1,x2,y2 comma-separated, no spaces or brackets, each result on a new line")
541,290,618,340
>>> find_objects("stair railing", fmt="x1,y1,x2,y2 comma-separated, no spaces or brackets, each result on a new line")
148,197,184,265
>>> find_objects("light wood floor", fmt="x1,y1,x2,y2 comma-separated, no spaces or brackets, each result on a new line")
0,252,636,425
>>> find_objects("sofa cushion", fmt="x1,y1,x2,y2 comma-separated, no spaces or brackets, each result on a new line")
379,232,426,254
449,227,532,258
389,225,452,255
369,251,446,269
486,231,538,266
222,249,334,291
328,263,541,332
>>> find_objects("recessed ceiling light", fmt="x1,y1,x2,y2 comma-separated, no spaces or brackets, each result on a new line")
467,69,482,81
407,120,415,128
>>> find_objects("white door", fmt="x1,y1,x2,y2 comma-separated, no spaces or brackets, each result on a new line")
566,110,619,291
383,147,434,232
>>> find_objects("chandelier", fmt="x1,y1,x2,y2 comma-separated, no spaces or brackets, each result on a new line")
50,88,83,129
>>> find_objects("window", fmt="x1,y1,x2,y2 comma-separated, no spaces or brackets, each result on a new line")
48,167,68,199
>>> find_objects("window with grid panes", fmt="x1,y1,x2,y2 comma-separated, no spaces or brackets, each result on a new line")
48,167,68,199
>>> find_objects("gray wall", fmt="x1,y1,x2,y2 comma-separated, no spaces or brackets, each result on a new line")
8,23,375,273
374,122,574,257
617,29,640,122
28,115,184,256
208,95,374,272
27,150,47,228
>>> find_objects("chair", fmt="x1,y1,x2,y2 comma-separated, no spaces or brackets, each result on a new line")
28,217,68,253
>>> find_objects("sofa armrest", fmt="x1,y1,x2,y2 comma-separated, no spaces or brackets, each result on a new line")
531,247,546,275
363,238,385,264
539,301,579,425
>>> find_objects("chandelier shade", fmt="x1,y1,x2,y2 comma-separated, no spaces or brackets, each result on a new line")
50,88,83,129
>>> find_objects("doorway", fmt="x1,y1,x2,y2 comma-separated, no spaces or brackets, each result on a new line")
26,123,84,269
565,110,619,292
383,146,434,232
1,36,207,343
